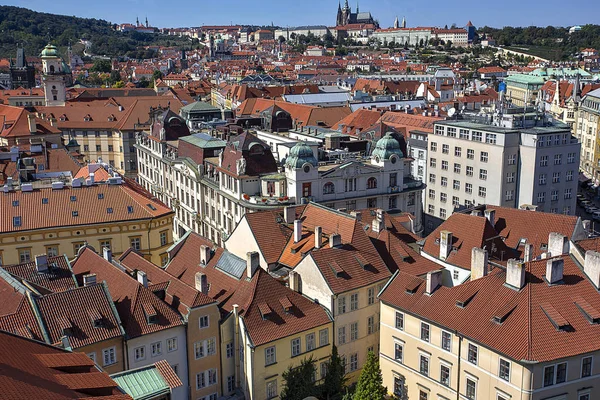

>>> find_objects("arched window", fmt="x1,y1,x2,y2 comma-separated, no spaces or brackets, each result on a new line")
323,182,335,195
49,65,55,73
367,177,378,189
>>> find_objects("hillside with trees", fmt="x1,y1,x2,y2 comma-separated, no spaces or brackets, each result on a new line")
0,6,190,59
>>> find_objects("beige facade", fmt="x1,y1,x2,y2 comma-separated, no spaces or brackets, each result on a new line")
577,89,600,181
379,301,600,400
81,337,126,375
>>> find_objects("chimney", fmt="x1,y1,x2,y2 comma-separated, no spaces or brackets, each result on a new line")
470,247,488,280
246,251,259,279
350,211,362,222
372,209,385,233
289,270,299,292
506,259,526,290
584,250,600,288
545,257,564,284
315,226,323,249
103,247,112,263
284,206,295,224
523,243,534,262
294,220,302,243
425,270,443,295
137,270,148,288
200,245,211,265
35,254,48,272
195,272,209,294
330,233,342,248
548,232,568,256
484,209,495,227
89,172,95,185
83,273,97,287
439,231,453,260
470,210,481,217
27,114,36,134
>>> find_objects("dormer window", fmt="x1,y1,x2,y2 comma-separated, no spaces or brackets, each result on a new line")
127,206,134,213
142,303,158,324
259,303,273,320
88,309,104,328
83,114,92,122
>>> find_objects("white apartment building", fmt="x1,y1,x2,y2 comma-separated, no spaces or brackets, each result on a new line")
576,88,600,182
425,114,580,231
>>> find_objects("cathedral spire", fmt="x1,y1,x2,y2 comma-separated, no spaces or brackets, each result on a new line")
344,0,349,10
356,0,359,13
394,16,399,29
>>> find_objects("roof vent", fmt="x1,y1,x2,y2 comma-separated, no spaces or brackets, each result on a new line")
51,181,64,190
83,273,97,287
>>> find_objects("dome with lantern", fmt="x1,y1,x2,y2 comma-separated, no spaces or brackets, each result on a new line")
41,44,59,58
285,141,318,169
372,132,404,161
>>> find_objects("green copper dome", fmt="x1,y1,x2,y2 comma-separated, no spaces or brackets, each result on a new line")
285,141,317,169
372,132,403,161
41,44,59,58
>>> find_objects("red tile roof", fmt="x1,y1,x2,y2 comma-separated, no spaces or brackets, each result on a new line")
0,330,132,399
71,248,183,339
0,271,45,341
3,255,77,293
380,254,600,362
154,359,183,389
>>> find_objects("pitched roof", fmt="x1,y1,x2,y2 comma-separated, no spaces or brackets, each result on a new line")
71,248,184,339
331,108,382,134
0,330,131,399
379,111,441,133
34,283,124,349
380,254,600,362
3,255,77,293
0,270,45,341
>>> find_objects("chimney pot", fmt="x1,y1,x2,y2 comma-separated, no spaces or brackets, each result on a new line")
315,226,323,249
506,259,526,290
195,271,209,294
293,220,302,243
330,233,342,248
137,270,148,288
246,251,260,279
545,257,564,284
470,247,488,280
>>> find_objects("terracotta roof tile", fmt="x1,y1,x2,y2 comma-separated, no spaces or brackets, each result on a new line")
154,359,183,389
4,255,77,293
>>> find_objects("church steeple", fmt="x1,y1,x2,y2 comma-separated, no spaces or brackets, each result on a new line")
136,16,139,26
402,16,406,28
394,16,399,29
145,16,148,27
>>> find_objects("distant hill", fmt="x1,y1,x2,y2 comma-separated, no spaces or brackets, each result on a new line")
0,6,191,61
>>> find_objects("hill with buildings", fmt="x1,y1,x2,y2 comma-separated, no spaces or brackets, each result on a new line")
0,6,190,60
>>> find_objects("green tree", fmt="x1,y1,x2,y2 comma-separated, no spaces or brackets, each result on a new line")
90,59,111,73
321,346,347,400
109,70,121,84
281,357,318,400
352,352,386,400
152,69,163,81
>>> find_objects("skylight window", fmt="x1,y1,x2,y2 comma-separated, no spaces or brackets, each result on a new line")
127,206,134,213
107,208,113,214
12,200,19,207
147,203,156,211
72,211,79,217
13,216,21,227
98,193,104,200
70,196,77,202
42,198,48,204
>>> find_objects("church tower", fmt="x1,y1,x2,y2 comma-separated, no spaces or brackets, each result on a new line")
41,44,67,107
402,16,406,28
394,16,399,29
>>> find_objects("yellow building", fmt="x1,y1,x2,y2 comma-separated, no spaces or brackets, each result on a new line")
379,251,600,400
577,88,600,182
504,74,545,107
0,165,174,266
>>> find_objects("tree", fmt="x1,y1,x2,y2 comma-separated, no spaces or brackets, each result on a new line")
352,351,386,400
90,59,111,73
152,69,163,82
281,357,318,400
321,346,347,400
109,70,121,84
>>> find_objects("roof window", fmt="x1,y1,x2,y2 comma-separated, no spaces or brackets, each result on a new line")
107,208,113,214
13,216,21,227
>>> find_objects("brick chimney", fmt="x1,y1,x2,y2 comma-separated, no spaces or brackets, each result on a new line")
246,251,260,279
372,209,385,233
470,247,488,280
284,206,295,224
294,220,302,243
439,231,453,260
548,232,568,257
584,250,600,288
314,226,322,249
195,272,209,294
27,114,36,134
545,257,564,284
330,233,342,248
200,245,211,265
137,270,148,288
506,259,526,290
484,209,495,227
426,270,443,295
523,243,534,262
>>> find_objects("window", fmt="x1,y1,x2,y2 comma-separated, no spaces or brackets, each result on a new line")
460,129,469,139
430,158,437,168
472,131,482,142
429,173,436,184
151,341,162,356
102,347,116,366
453,196,460,206
302,182,311,197
160,231,168,246
19,249,31,263
419,355,429,375
344,178,357,192
552,172,560,183
465,183,473,194
291,338,301,356
440,364,450,386
419,390,428,400
319,328,329,346
486,134,496,144
265,346,276,365
554,154,562,165
167,338,177,352
266,380,277,399
321,362,328,379
87,352,96,363
582,356,592,378
540,155,548,166
468,344,478,364
13,216,22,227
441,177,447,187
130,237,141,251
338,326,346,344
226,343,234,358
441,193,447,203
421,323,430,342
480,152,488,162
428,205,435,214
455,147,462,157
466,378,477,399
447,127,456,137
539,173,547,185
505,190,514,201
350,293,359,311
96,145,101,152
565,188,572,199
508,154,516,165
306,333,315,351
368,287,375,305
338,296,346,315
544,365,555,386
442,144,449,154
46,246,58,257
506,172,515,183
566,171,574,181
430,142,437,152
537,192,545,204
568,152,575,164
454,163,461,174
441,160,448,170
556,362,567,384
367,177,377,189
395,312,404,330
350,353,358,371
350,322,358,341
466,166,473,176
453,270,459,280
441,331,451,351
440,208,447,218
467,149,474,159
478,187,486,198
479,169,487,180
367,315,377,334
394,342,403,362
227,375,235,393
135,346,145,361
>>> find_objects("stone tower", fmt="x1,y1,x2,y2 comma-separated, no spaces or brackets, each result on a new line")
41,44,67,107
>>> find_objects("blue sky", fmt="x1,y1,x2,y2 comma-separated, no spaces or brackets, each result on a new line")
4,0,599,29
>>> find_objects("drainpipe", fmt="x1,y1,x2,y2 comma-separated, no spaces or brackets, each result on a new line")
233,304,240,388
456,332,462,400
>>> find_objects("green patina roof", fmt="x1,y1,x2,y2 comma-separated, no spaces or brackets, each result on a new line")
180,101,221,113
41,44,59,58
180,133,226,149
505,74,545,85
531,68,591,78
372,132,403,160
285,141,318,169
111,367,170,400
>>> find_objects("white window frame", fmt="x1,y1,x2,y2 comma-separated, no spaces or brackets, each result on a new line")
134,346,146,361
291,337,301,357
151,341,162,357
199,315,209,329
167,337,177,352
102,346,116,366
441,330,452,352
265,346,276,365
467,343,478,365
499,358,511,381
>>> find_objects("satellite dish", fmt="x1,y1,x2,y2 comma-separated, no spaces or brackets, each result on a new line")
448,107,456,117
